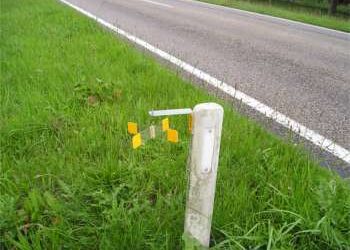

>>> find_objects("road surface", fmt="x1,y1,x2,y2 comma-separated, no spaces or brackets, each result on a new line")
63,0,350,167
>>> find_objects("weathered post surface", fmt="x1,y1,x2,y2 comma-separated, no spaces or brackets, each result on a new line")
184,103,224,248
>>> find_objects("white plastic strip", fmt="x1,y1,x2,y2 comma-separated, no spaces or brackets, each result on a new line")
59,0,350,165
149,108,192,117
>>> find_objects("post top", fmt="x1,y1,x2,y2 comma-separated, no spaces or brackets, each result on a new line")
193,102,223,112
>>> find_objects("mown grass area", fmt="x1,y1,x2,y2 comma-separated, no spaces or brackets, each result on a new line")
197,0,350,32
1,0,350,249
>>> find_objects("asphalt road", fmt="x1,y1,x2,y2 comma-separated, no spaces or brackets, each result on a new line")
65,0,350,159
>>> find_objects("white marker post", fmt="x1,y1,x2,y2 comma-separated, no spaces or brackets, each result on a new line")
184,103,224,248
149,103,224,248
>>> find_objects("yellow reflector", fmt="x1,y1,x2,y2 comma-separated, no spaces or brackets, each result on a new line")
132,133,142,149
188,114,193,133
167,129,179,143
127,122,138,135
162,118,170,131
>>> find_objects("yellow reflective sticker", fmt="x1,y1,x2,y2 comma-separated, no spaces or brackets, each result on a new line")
167,129,179,143
188,114,193,133
132,133,142,149
128,122,138,135
162,118,170,131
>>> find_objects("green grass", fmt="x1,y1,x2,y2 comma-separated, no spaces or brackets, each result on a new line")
1,0,350,249
197,0,350,32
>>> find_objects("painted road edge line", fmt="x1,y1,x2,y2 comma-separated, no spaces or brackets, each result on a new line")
182,0,350,40
59,0,350,165
139,0,173,8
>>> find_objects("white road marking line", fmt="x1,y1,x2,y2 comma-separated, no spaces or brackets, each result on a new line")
59,0,350,165
139,0,173,8
181,0,349,40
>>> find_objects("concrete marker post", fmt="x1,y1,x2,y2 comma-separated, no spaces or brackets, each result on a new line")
184,103,224,248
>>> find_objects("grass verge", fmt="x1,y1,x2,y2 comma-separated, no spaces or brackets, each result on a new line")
1,0,350,249
197,0,350,32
